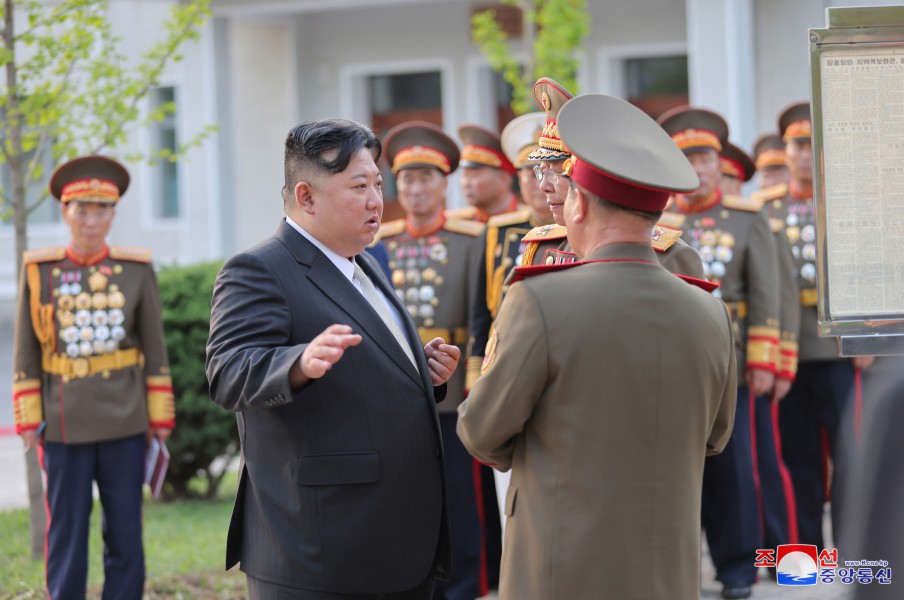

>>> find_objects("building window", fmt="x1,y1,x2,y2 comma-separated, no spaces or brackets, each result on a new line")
624,55,689,119
368,71,442,222
150,86,179,219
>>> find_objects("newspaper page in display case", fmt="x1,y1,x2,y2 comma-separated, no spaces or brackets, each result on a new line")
809,6,904,355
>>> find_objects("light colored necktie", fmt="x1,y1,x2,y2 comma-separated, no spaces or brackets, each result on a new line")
353,263,418,369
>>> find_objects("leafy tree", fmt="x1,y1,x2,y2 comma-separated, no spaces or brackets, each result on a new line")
157,261,239,501
1,0,212,558
471,0,589,115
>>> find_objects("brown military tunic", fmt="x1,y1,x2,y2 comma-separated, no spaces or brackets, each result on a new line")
755,183,830,363
12,245,174,443
458,243,737,600
376,215,483,412
665,190,781,379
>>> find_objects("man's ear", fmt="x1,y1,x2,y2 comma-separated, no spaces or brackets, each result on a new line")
571,185,588,224
295,181,315,214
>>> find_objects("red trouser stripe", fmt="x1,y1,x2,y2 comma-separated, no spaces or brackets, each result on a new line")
471,459,489,597
770,400,799,544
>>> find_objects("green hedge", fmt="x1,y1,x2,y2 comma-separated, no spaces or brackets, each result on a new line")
157,261,238,499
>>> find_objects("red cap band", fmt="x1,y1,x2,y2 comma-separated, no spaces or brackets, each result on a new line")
571,158,670,212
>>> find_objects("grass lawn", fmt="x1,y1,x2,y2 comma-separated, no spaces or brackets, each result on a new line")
0,472,245,599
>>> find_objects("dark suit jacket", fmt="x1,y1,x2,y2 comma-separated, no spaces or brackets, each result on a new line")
206,219,450,594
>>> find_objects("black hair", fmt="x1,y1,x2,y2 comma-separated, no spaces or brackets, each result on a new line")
283,119,382,200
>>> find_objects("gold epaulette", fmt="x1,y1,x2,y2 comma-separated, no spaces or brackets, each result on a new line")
486,207,532,230
722,194,764,213
651,225,683,252
751,183,789,204
109,246,152,263
658,211,686,229
22,246,66,264
445,206,477,220
769,217,785,234
444,218,486,237
375,219,405,242
522,224,567,243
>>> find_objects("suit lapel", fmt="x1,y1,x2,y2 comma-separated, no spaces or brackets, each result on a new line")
275,221,423,389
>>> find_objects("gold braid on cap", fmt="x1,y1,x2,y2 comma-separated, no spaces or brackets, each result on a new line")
720,158,743,179
61,179,120,204
539,120,567,152
756,148,787,169
515,144,539,168
671,129,722,152
461,145,503,168
393,146,451,174
783,120,811,142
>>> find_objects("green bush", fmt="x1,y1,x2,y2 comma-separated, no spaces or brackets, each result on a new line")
157,261,238,499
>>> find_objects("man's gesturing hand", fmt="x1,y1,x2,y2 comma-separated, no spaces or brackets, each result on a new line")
292,325,362,387
424,337,461,386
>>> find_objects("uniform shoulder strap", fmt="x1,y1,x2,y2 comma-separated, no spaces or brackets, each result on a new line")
657,211,686,229
22,246,66,264
521,224,568,243
651,225,683,252
444,218,486,237
751,183,789,204
486,207,532,229
109,246,153,263
721,194,764,213
445,206,477,220
375,219,405,242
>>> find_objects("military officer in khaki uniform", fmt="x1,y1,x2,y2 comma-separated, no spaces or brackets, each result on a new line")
752,133,791,190
467,112,552,390
12,156,174,600
451,124,520,223
520,78,705,279
458,93,737,600
376,122,485,600
765,102,872,553
659,106,781,599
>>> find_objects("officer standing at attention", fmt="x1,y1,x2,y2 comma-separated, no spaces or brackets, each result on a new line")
375,122,486,600
458,93,737,600
451,124,520,224
659,106,780,600
752,133,791,191
719,141,756,197
12,156,175,600
764,102,873,554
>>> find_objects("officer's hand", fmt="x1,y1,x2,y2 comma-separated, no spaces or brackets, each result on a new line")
21,431,37,451
151,428,172,443
771,376,793,403
747,368,775,398
851,356,875,371
298,324,362,380
424,337,460,386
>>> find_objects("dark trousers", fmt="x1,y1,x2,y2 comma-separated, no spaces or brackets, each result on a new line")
779,360,854,550
247,573,435,600
754,394,798,550
433,413,482,600
702,387,762,585
40,434,147,600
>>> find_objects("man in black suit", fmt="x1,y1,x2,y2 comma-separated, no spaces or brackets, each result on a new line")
206,119,460,600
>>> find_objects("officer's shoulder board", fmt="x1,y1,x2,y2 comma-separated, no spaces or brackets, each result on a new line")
109,246,153,263
23,246,66,264
769,217,785,234
651,224,683,253
721,194,764,213
444,218,486,237
657,211,686,229
486,207,533,230
750,183,789,204
444,206,478,221
521,224,567,243
375,219,405,242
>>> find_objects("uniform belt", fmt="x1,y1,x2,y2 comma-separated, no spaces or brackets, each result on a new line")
724,301,748,320
418,327,469,346
800,288,818,307
42,348,142,378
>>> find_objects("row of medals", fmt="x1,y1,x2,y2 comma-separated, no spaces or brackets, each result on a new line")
53,269,126,359
784,203,819,285
387,238,447,328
